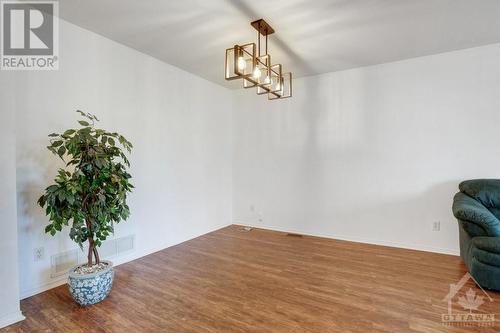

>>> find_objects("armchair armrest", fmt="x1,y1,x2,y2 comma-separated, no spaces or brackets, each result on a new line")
453,192,500,237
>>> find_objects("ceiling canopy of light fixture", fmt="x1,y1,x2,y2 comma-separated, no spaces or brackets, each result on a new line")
225,19,292,100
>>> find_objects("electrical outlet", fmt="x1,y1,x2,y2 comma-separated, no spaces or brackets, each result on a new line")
432,221,441,232
34,247,44,261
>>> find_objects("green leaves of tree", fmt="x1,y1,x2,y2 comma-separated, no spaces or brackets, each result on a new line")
38,110,133,261
57,146,66,156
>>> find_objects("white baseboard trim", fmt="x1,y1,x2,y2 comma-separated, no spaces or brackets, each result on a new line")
0,310,25,329
20,275,68,300
20,223,232,300
235,222,460,256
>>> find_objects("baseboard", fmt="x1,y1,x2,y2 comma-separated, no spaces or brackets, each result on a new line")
323,232,459,255
20,275,68,300
20,222,232,300
234,222,460,256
0,310,25,329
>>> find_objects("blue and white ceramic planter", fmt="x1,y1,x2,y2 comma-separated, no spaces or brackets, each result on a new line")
68,260,114,306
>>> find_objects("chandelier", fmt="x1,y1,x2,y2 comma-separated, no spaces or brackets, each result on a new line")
225,19,292,100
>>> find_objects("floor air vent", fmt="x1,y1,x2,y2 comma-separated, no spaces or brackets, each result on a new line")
286,233,303,237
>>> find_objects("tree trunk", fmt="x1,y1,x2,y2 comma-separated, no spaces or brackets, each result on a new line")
87,238,101,267
85,214,94,267
93,246,100,265
87,239,94,267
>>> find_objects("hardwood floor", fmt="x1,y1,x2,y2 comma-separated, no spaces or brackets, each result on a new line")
3,225,500,332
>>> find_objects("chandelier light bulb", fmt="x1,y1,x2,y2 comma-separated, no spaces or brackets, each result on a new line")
264,75,270,84
237,56,246,71
253,67,262,79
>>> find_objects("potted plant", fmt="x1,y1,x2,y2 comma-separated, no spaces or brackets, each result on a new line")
38,110,133,306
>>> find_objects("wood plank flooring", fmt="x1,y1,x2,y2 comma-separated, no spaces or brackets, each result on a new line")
3,225,500,332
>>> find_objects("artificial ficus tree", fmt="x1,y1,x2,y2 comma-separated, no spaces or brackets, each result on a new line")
38,111,133,267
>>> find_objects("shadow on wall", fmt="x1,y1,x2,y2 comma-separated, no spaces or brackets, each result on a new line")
281,70,369,228
269,68,370,152
16,139,71,256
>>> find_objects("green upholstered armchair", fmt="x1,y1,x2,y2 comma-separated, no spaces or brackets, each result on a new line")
453,179,500,291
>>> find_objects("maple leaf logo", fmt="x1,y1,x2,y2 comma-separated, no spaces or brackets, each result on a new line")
457,289,484,312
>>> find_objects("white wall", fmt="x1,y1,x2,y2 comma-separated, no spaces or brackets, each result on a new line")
0,89,24,327
232,43,500,255
0,19,233,301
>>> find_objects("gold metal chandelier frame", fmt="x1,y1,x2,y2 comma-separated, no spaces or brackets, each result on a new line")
225,19,292,100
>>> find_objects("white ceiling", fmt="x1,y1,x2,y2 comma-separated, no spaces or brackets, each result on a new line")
57,0,500,89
